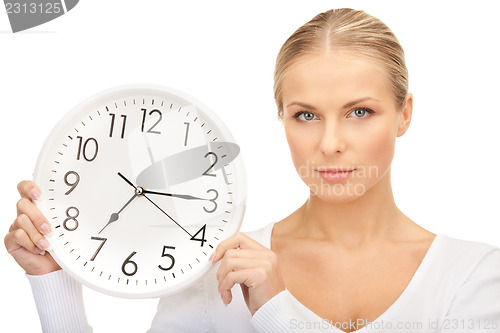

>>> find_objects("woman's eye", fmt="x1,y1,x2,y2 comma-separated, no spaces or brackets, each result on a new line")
295,112,317,121
349,108,374,118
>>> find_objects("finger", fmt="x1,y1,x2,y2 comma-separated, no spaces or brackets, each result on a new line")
215,248,267,281
219,269,255,305
212,232,266,263
5,228,45,256
217,257,270,291
16,198,52,236
17,180,41,200
12,214,50,253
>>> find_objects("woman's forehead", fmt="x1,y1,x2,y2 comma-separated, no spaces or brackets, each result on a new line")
281,52,392,106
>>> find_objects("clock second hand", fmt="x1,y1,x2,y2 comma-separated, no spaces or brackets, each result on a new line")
142,194,194,238
117,172,194,238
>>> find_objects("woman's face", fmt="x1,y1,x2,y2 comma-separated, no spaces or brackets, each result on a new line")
281,51,411,203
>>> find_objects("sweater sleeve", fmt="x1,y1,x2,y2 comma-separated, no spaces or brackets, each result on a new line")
26,270,93,333
250,289,341,333
441,248,500,333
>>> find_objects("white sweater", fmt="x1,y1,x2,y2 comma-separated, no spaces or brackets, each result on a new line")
27,222,500,333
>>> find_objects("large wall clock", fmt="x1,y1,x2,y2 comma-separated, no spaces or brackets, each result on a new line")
33,84,246,298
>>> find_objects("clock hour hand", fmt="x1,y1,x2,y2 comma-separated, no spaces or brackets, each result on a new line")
142,189,209,201
98,192,138,234
118,172,136,189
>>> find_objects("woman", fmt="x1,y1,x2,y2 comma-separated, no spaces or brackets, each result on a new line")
6,8,500,333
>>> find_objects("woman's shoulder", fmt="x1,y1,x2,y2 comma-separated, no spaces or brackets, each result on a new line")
241,222,276,249
437,233,499,258
431,233,500,280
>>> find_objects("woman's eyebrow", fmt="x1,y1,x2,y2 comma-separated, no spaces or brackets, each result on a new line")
343,97,378,109
285,102,316,110
286,97,379,111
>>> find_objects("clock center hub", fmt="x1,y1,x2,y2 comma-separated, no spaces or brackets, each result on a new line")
135,186,145,196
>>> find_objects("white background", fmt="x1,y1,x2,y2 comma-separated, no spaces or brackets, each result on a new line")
1,0,499,331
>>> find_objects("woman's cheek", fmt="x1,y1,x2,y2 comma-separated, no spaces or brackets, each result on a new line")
285,124,315,169
362,125,397,176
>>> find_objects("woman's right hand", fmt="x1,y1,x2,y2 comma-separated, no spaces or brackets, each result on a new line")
4,181,61,275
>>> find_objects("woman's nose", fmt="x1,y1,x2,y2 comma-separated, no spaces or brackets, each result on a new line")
319,121,346,155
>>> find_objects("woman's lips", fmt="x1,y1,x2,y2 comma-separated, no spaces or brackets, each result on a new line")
316,169,355,182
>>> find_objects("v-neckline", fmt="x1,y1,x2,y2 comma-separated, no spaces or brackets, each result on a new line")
265,222,443,333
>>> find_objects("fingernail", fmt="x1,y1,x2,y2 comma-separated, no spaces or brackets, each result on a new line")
35,247,46,255
221,294,227,306
209,251,216,262
41,223,52,235
30,189,41,199
37,238,49,250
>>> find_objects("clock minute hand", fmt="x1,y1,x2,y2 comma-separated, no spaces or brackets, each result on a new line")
142,189,209,201
98,193,138,234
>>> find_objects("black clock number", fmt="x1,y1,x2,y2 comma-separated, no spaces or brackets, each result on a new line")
202,152,218,177
190,224,207,247
203,189,218,213
141,108,162,134
183,122,190,146
109,113,127,139
63,206,79,231
122,251,138,276
64,171,80,195
158,245,176,271
76,136,98,161
90,237,107,261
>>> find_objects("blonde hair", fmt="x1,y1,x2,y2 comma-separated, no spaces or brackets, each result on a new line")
274,8,408,120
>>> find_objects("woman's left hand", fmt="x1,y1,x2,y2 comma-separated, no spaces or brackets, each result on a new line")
210,232,285,316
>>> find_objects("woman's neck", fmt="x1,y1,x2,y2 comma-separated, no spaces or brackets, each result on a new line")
290,169,406,249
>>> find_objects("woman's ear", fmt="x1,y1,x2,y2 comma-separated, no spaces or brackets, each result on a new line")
397,93,413,137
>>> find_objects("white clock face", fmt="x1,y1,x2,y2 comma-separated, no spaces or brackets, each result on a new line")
34,85,246,298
